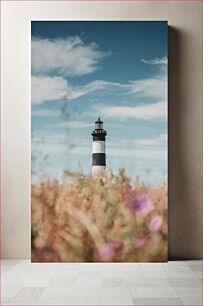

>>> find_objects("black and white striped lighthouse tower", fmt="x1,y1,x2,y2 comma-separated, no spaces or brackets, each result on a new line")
91,117,107,176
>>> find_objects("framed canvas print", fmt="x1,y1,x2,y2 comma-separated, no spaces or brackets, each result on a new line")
31,21,168,262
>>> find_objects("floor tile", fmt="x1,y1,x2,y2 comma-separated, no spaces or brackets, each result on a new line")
1,265,15,274
74,270,102,286
102,278,122,287
17,272,55,287
189,265,202,272
165,261,187,266
1,299,10,305
2,287,22,299
175,287,202,298
164,265,192,272
186,260,202,266
180,296,202,305
78,270,102,278
41,287,101,298
134,286,178,298
35,297,101,305
32,263,60,272
1,259,202,306
103,263,142,272
143,271,168,278
166,271,197,278
47,277,76,288
102,287,132,298
140,264,165,272
2,297,38,305
54,266,81,278
102,297,134,305
170,277,202,287
194,271,202,279
103,270,144,278
2,262,35,287
75,277,102,287
81,263,102,271
133,297,183,305
122,277,172,287
15,287,45,298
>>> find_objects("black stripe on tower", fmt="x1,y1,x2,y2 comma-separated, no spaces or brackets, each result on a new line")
92,153,106,166
93,134,106,141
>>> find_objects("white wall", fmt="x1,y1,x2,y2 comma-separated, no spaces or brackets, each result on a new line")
1,1,202,259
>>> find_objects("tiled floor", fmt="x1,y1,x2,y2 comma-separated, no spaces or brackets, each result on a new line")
1,260,202,305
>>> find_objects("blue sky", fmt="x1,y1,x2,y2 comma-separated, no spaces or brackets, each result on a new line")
31,21,168,184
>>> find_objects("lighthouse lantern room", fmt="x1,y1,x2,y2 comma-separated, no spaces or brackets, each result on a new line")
91,117,107,175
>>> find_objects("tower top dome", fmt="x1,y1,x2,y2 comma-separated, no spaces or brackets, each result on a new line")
95,117,103,124
91,117,107,139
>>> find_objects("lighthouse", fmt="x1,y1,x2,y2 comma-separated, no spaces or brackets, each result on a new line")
91,117,107,176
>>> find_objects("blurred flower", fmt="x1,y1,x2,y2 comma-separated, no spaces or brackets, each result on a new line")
122,184,133,201
134,237,148,249
148,215,163,232
130,195,154,216
32,170,168,262
99,243,115,262
98,241,122,262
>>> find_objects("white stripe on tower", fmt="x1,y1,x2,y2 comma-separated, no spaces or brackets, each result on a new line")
92,141,105,153
92,165,106,175
91,117,107,176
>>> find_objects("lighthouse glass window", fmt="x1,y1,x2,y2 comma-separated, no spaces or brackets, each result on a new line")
31,21,168,262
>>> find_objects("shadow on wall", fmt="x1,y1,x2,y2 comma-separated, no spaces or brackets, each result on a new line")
168,26,202,260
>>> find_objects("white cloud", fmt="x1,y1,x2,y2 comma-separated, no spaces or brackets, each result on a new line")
135,133,167,146
132,56,167,100
128,76,167,100
57,121,92,129
108,147,167,160
32,36,110,77
33,141,166,161
109,133,167,148
32,76,69,104
62,80,120,100
32,75,167,105
32,132,66,145
32,109,61,117
141,56,167,65
31,76,122,104
31,53,167,105
99,101,167,120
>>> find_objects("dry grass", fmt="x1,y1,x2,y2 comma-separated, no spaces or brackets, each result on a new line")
31,169,168,262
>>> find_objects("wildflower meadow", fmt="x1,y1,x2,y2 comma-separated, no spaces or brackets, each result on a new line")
31,169,168,262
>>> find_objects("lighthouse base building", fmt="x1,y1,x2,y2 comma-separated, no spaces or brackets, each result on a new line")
91,118,107,176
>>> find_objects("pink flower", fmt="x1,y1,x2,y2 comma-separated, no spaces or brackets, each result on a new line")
99,242,122,262
134,238,148,249
122,184,133,201
148,215,163,232
130,195,154,216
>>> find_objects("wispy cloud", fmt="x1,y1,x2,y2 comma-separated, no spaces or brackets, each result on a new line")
62,80,121,100
109,133,167,148
135,133,167,146
108,147,166,160
32,36,110,77
128,76,167,100
99,101,167,120
32,132,67,145
32,141,166,161
32,108,61,117
32,76,69,104
141,56,167,65
31,77,123,104
57,121,92,129
32,75,167,105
